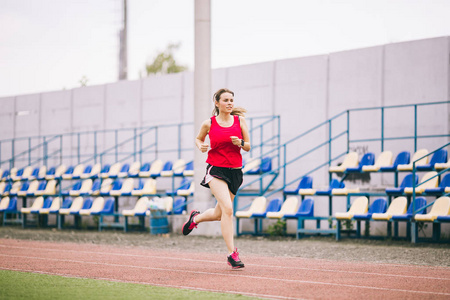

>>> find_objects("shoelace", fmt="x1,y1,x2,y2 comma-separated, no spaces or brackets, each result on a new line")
231,249,240,261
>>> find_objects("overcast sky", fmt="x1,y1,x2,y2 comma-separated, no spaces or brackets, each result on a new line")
1,0,450,98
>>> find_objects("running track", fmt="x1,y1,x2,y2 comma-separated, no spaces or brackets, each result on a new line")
0,239,449,299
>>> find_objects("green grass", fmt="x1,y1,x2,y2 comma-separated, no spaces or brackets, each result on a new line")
0,270,255,299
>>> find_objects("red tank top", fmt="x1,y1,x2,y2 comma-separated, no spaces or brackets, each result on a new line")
206,115,243,168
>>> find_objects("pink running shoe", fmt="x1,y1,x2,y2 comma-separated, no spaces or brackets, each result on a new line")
182,210,200,235
227,248,244,269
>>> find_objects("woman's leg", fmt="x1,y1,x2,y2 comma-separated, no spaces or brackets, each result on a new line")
208,178,235,254
195,202,222,223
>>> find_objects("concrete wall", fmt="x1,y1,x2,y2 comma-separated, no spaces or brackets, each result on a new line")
0,37,449,233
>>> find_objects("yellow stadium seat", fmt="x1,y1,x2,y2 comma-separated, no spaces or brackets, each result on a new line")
404,171,438,194
362,151,393,172
329,152,358,173
335,196,368,220
414,196,450,222
397,149,429,171
266,197,299,219
372,197,407,220
235,197,267,218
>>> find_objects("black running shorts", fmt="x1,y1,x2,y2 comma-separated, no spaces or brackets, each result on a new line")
200,164,243,195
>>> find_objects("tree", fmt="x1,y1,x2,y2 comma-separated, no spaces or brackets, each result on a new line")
145,43,188,76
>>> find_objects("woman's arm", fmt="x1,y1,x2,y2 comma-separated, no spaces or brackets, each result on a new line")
195,119,211,153
231,116,251,152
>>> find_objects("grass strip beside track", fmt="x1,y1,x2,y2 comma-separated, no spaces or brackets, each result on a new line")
0,270,255,300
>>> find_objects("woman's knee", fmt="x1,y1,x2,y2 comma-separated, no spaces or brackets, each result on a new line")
221,206,233,218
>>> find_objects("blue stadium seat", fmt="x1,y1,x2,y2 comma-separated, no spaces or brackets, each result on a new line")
284,198,314,218
28,181,47,197
160,161,174,177
353,198,387,220
171,197,186,215
10,181,29,197
73,165,92,180
251,198,282,218
101,179,122,196
416,149,448,171
62,181,82,196
247,157,272,175
315,179,344,196
183,161,194,176
166,178,192,196
380,151,410,172
391,197,427,221
31,197,53,214
283,176,313,195
130,162,150,178
70,198,93,215
92,198,115,216
385,174,418,196
424,173,450,196
346,152,375,173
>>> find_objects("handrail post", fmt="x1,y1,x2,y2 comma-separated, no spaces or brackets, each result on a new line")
11,139,15,167
414,105,417,152
77,133,81,164
115,129,118,162
133,128,137,162
59,135,63,165
94,132,97,164
346,110,350,153
28,137,31,166
43,136,47,167
178,124,181,159
381,107,384,152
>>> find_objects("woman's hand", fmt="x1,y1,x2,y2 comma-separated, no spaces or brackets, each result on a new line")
230,136,242,147
198,143,209,153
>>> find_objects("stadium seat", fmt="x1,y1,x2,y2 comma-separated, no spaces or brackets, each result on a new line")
416,149,447,171
172,159,187,176
385,173,418,196
31,197,53,214
0,182,8,195
267,197,299,219
434,156,450,171
140,160,163,177
130,162,150,177
379,151,410,172
109,178,134,196
10,167,24,181
47,164,67,180
160,161,174,177
346,152,375,173
35,179,57,196
91,197,115,216
331,186,360,195
98,164,111,178
397,149,429,171
7,182,22,197
21,196,45,214
80,163,101,179
0,182,12,197
132,178,157,196
98,178,113,196
89,179,102,196
104,162,122,179
18,180,38,197
242,158,262,174
166,178,192,196
404,171,438,194
251,198,282,218
122,197,149,217
29,166,47,180
63,164,85,180
329,152,358,173
28,181,47,197
283,176,313,196
43,166,56,179
424,173,450,195
315,179,344,196
372,196,407,220
122,161,140,178
247,157,272,175
183,161,194,176
39,197,62,214
353,198,387,220
72,165,91,180
170,197,186,214
79,197,105,215
70,179,93,196
101,179,122,196
70,198,93,216
177,180,194,196
0,197,11,212
284,198,314,218
116,162,131,178
0,196,17,214
414,196,450,222
235,196,267,218
58,196,84,215
335,196,369,220
391,197,427,221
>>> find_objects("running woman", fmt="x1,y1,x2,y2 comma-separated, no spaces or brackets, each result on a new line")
182,88,250,269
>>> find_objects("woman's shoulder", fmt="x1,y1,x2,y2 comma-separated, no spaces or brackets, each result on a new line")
201,118,213,128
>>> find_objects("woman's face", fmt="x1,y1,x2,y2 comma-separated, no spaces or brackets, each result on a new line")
216,92,234,114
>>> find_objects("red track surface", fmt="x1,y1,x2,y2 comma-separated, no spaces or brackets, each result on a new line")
0,238,449,299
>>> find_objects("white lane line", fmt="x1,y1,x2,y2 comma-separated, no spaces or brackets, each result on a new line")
1,244,448,281
0,267,299,300
1,253,449,297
